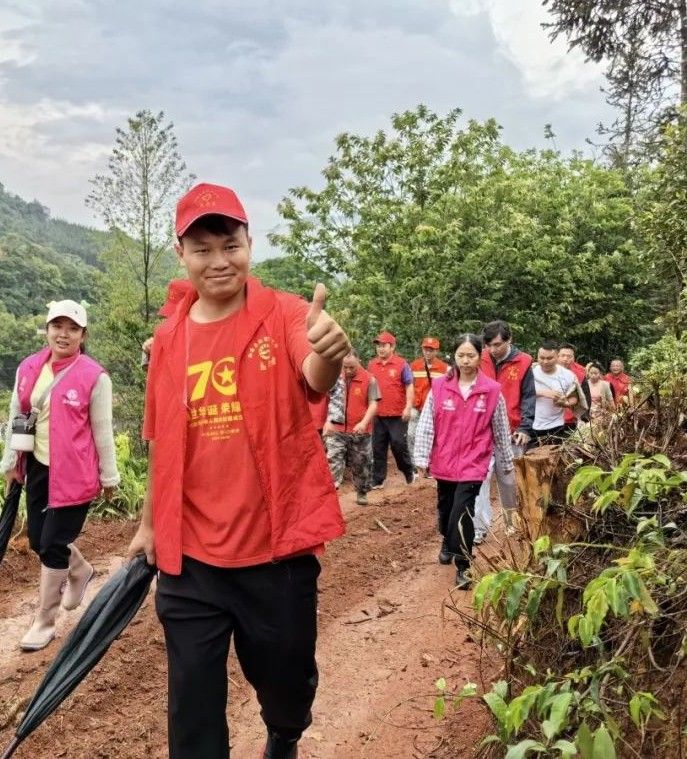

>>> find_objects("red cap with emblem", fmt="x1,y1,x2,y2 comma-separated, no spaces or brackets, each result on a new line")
373,331,396,346
421,337,440,349
175,182,248,237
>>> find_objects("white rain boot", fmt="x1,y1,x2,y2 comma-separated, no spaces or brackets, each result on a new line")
62,543,94,611
20,565,68,651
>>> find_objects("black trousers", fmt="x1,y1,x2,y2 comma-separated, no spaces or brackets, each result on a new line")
372,416,414,485
25,454,90,569
436,480,482,570
529,425,566,448
156,554,321,759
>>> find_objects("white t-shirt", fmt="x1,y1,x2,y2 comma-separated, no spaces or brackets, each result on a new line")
533,364,576,431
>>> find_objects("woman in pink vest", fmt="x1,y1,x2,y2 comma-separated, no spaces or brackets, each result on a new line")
1,300,119,650
413,334,514,589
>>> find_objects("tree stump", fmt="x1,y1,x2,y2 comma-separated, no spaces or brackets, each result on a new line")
514,445,561,542
513,445,584,549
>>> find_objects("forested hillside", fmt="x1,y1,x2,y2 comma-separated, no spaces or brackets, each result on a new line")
0,182,111,387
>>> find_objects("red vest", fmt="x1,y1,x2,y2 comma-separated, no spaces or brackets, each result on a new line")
308,393,329,431
480,349,532,432
605,372,631,399
564,362,586,423
430,372,501,482
145,277,345,575
332,367,374,434
367,354,408,417
18,348,104,507
410,357,449,411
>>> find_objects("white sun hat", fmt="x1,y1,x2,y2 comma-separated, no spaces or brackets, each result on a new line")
46,300,88,328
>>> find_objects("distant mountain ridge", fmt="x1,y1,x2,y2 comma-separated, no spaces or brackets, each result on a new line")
0,181,110,268
0,181,113,319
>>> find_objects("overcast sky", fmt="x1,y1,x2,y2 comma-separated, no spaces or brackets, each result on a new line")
0,0,610,260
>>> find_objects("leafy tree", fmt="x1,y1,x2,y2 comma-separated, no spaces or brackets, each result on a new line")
251,255,332,299
88,243,179,443
270,106,654,364
0,306,43,387
0,184,107,389
543,0,687,164
86,110,195,322
0,233,96,319
638,109,687,334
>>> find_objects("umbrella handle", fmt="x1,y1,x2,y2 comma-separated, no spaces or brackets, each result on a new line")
0,736,20,759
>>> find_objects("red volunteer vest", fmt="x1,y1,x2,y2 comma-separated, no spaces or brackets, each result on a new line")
308,393,329,431
367,354,408,417
145,277,345,575
480,349,532,432
564,362,586,424
605,372,631,399
332,367,374,434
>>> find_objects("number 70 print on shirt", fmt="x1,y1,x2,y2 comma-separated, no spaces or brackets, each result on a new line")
187,356,244,441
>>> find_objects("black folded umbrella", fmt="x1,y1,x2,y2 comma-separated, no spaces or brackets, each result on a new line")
0,481,22,566
1,555,156,759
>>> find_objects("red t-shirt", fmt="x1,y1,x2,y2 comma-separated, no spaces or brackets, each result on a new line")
169,305,313,568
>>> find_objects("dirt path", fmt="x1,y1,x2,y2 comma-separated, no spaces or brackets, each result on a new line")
0,474,497,758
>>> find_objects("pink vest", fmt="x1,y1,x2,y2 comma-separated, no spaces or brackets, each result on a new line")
430,371,502,482
17,348,105,508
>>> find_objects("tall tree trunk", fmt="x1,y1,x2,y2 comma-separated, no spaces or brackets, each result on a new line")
681,0,687,107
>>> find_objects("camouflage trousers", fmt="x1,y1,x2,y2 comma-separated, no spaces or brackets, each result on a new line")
325,432,373,494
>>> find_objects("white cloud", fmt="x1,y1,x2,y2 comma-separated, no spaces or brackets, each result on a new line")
450,0,603,100
0,5,36,65
0,98,117,161
0,0,610,249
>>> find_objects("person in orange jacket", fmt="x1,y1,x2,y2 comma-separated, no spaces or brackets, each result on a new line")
408,337,448,469
126,182,350,759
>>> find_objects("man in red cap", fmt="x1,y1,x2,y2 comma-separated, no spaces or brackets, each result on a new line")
127,182,350,759
366,331,415,488
408,337,448,469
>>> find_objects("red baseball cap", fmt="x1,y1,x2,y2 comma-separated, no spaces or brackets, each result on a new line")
175,182,248,237
422,337,440,350
158,279,195,317
373,331,396,346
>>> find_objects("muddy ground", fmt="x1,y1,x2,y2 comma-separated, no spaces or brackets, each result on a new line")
0,471,506,758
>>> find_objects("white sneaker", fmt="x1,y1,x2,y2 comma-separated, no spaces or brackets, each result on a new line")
473,531,486,545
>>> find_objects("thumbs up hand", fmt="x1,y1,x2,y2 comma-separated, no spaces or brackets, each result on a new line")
306,283,350,361
306,283,327,330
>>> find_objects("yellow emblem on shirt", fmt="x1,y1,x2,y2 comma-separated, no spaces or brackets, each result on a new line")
248,336,279,371
188,356,237,401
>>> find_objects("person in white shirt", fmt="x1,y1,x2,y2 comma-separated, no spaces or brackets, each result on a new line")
531,340,581,445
